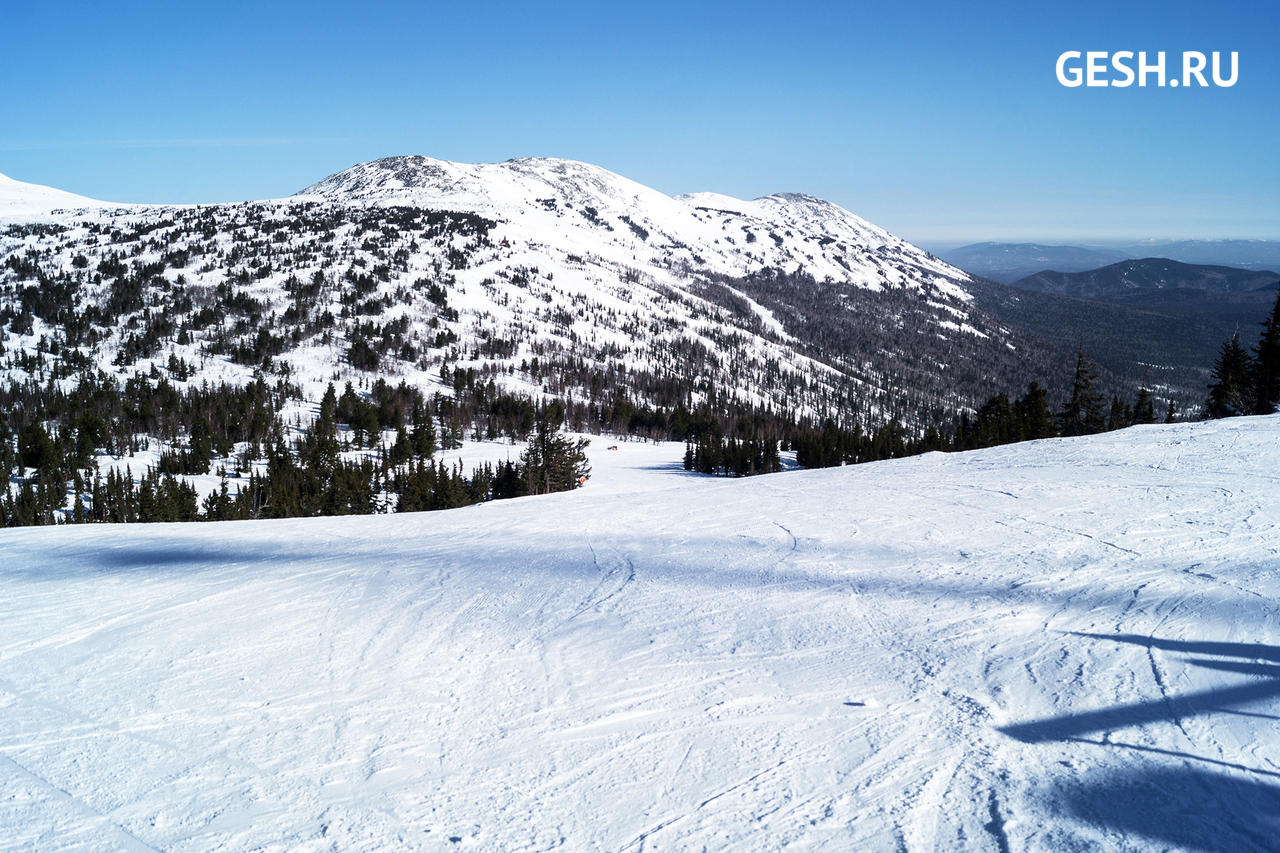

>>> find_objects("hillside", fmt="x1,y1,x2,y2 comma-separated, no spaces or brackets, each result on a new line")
2,415,1277,851
0,172,113,217
1,157,1264,528
963,276,1276,413
0,157,1049,448
1010,258,1279,301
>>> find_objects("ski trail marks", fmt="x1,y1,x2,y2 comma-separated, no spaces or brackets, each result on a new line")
573,541,636,621
0,750,163,853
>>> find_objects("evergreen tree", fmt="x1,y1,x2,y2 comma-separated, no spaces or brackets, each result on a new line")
389,426,413,467
18,423,59,476
972,393,1017,448
1106,395,1131,432
1205,333,1254,418
1253,287,1280,414
520,401,590,495
1132,372,1156,425
187,414,214,475
1058,345,1107,436
410,398,436,457
1015,381,1057,440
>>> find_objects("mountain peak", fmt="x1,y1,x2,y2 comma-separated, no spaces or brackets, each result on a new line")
291,154,966,290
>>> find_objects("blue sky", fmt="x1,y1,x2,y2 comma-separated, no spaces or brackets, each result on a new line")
2,0,1275,243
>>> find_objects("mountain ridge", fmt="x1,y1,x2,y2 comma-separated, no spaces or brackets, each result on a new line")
293,155,969,296
936,241,1131,283
0,154,1039,441
1010,257,1280,301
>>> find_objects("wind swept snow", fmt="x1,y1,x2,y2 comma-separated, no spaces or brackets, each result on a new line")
0,173,114,218
2,418,1279,851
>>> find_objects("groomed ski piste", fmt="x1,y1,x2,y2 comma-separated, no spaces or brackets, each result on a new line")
2,416,1278,852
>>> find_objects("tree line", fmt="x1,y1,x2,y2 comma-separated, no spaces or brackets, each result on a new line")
1202,289,1280,419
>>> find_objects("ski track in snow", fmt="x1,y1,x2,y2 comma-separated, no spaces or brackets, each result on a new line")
1,418,1280,851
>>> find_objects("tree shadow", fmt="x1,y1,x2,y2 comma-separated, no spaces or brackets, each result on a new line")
1001,633,1280,851
1048,765,1280,853
999,634,1280,743
1069,632,1280,664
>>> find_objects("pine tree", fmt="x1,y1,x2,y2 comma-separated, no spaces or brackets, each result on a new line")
411,398,437,457
18,423,58,476
389,426,412,467
1016,381,1058,439
520,401,590,495
1253,287,1280,414
1132,372,1156,425
1106,395,1131,431
1058,345,1107,436
1205,333,1254,418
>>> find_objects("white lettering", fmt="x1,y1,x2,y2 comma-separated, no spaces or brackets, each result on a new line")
1110,51,1135,87
1213,51,1238,86
1057,51,1083,87
1086,51,1109,86
1183,51,1208,87
1059,50,1236,90
1138,51,1165,87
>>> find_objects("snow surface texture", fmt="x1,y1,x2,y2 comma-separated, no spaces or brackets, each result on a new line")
2,417,1279,851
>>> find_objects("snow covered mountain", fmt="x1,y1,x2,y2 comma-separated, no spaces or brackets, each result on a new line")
3,413,1277,851
294,155,968,295
0,156,1042,439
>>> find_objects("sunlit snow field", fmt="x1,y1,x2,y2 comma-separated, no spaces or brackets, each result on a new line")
2,418,1278,852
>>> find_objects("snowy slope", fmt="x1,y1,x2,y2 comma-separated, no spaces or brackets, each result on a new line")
295,156,969,295
2,416,1278,851
0,172,116,218
0,156,1025,438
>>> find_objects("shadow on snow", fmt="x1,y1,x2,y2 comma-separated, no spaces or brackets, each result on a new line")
1002,633,1280,852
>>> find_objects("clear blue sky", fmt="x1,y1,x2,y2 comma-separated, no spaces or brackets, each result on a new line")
2,0,1275,243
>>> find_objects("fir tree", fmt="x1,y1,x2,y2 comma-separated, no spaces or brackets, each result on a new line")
18,423,58,476
1253,287,1280,414
1132,372,1156,425
389,426,413,467
1106,395,1131,432
410,398,436,457
1016,381,1058,440
1205,333,1254,418
520,401,591,495
1058,345,1106,436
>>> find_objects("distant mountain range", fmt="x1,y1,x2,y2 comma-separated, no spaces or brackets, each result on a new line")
1010,258,1280,302
937,241,1280,283
936,243,1131,283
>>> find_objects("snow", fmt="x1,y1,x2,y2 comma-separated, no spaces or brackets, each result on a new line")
0,157,1002,431
292,156,969,292
2,416,1279,851
0,173,115,218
